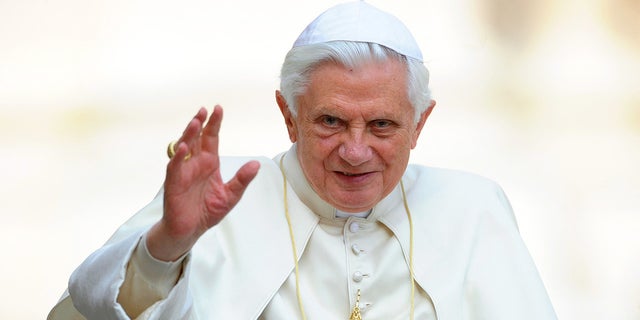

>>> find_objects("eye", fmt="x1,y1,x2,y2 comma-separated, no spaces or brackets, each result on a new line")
369,119,397,137
371,119,392,129
320,115,341,127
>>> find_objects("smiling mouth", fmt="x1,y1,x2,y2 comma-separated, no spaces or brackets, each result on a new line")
339,171,369,177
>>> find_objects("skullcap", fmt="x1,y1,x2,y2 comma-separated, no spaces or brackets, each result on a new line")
293,1,423,62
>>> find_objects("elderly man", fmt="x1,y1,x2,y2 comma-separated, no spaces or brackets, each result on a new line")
49,1,556,319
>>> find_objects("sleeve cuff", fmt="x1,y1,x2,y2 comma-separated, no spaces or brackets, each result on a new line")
131,233,188,294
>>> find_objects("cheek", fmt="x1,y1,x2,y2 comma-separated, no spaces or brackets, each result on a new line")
298,137,334,170
300,130,339,155
379,134,412,158
376,138,413,176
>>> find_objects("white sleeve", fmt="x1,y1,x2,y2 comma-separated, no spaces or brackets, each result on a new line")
117,233,188,318
68,231,194,320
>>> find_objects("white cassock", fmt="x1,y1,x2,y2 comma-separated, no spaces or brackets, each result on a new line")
48,144,557,320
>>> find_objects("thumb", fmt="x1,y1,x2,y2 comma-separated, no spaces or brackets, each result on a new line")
225,160,261,200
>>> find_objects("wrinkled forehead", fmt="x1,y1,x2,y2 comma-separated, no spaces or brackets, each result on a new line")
301,59,411,109
296,52,410,114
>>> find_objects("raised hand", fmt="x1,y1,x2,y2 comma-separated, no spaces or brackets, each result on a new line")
146,105,260,261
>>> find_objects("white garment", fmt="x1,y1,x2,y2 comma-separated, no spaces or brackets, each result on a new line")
48,146,557,319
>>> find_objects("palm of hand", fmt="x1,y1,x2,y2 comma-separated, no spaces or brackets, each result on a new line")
148,106,260,261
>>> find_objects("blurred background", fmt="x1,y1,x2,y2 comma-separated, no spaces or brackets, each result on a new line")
1,0,638,318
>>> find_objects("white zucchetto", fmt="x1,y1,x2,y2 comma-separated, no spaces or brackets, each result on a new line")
293,1,423,62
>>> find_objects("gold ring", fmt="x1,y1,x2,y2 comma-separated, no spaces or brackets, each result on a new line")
167,140,192,161
167,141,178,159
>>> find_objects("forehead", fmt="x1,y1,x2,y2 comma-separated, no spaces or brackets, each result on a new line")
299,59,411,115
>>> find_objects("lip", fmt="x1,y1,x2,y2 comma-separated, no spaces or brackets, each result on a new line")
333,170,376,185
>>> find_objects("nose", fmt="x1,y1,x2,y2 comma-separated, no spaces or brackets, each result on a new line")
338,132,373,166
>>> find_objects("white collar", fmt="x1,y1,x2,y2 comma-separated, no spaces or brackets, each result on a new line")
335,209,371,219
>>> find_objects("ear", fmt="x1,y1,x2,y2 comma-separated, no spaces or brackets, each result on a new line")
411,100,436,149
275,90,298,143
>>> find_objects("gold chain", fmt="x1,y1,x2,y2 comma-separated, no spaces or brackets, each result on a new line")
349,289,362,320
400,180,416,319
279,155,415,320
280,156,307,320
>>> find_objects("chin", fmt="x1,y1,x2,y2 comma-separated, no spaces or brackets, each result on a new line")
330,194,379,212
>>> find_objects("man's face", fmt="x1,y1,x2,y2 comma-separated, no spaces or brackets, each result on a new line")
277,59,432,213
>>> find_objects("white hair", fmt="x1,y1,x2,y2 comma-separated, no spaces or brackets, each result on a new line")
279,41,431,123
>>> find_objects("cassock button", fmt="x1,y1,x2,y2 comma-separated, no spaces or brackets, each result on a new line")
353,271,364,282
349,222,360,233
351,244,362,255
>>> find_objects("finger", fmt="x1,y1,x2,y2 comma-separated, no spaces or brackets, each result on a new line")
166,141,191,171
201,105,223,154
225,160,261,200
181,107,208,138
175,142,191,161
181,108,208,155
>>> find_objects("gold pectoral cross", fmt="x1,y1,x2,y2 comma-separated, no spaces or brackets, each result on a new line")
349,289,362,320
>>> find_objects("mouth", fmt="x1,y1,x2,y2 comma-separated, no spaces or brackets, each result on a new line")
330,169,379,191
334,171,377,184
339,171,368,177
